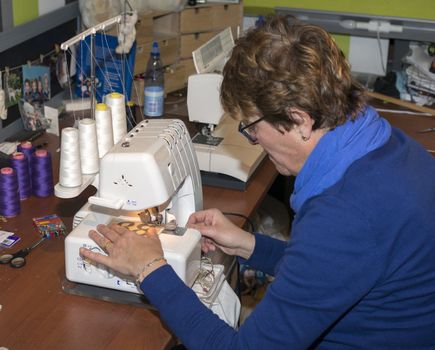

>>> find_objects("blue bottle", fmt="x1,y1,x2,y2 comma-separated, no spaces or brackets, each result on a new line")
143,41,164,117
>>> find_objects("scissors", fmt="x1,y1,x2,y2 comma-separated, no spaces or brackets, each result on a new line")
0,236,46,268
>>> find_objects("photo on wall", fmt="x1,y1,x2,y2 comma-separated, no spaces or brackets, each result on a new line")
22,65,51,103
3,68,23,108
18,99,50,131
20,65,51,131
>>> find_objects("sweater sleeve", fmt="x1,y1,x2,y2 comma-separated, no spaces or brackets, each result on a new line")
141,195,384,349
141,264,240,349
239,232,287,276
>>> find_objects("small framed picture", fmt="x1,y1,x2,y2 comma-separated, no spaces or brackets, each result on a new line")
3,69,22,108
18,99,50,131
22,65,51,104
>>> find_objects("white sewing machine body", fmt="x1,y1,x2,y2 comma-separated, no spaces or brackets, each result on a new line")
187,73,265,184
63,119,203,294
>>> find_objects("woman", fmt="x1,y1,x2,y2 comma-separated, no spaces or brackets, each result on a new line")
80,16,435,349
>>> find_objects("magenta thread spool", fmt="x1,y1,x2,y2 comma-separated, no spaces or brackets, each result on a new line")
31,149,54,197
0,167,21,217
10,152,32,200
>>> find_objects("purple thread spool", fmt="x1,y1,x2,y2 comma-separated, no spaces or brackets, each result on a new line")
31,149,54,197
17,141,35,161
0,167,21,217
17,141,34,189
10,152,32,200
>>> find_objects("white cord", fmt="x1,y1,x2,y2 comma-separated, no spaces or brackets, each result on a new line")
376,26,386,75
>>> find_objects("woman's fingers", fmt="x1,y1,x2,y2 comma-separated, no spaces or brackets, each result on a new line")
96,224,122,243
89,229,107,247
79,246,112,268
109,223,132,236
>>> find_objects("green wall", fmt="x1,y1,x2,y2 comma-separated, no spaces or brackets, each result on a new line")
12,0,39,26
243,0,435,58
244,0,435,20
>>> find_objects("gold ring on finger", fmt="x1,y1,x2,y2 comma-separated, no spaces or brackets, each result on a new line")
103,241,112,251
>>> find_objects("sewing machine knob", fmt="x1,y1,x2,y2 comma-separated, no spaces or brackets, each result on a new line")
122,141,130,148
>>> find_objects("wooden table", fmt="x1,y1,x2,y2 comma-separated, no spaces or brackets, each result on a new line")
0,128,277,350
370,99,435,157
2,95,429,349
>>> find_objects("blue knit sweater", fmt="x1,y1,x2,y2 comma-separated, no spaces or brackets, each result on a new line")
141,128,435,349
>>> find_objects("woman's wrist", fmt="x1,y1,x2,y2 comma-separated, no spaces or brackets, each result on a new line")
237,232,256,260
135,256,167,285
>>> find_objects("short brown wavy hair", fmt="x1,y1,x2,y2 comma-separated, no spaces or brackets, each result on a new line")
221,15,366,131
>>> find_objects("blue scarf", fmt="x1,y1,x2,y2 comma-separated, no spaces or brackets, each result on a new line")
290,106,391,213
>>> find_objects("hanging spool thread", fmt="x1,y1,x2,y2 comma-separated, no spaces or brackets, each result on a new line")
105,92,127,145
59,127,82,188
31,149,54,197
0,167,20,217
95,103,114,159
126,100,136,132
10,152,32,200
78,118,99,174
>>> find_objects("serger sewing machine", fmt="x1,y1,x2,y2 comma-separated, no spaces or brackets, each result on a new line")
187,73,266,189
59,119,203,294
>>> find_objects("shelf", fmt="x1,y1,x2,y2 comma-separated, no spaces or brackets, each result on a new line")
0,1,79,53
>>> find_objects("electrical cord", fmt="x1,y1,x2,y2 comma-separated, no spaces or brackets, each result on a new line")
223,212,255,233
376,27,387,75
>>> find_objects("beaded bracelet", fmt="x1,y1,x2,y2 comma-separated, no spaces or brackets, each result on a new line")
135,256,167,285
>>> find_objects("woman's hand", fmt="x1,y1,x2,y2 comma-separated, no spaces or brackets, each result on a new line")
187,208,255,260
79,223,166,282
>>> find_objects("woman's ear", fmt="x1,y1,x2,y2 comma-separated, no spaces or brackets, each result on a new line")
286,107,315,141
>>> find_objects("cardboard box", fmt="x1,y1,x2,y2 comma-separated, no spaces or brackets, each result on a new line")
180,26,239,59
134,34,179,75
163,59,198,94
154,3,242,35
179,3,242,33
135,11,154,44
153,12,180,35
132,60,192,98
164,63,187,93
182,58,197,78
180,31,218,59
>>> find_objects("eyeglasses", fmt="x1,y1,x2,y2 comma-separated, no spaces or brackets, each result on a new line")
238,117,267,144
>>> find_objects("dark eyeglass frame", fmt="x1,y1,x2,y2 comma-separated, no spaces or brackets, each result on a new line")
238,117,267,144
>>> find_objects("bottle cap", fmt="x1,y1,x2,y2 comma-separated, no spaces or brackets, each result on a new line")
151,41,160,57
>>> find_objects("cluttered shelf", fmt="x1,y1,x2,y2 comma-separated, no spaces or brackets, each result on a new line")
367,92,435,156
